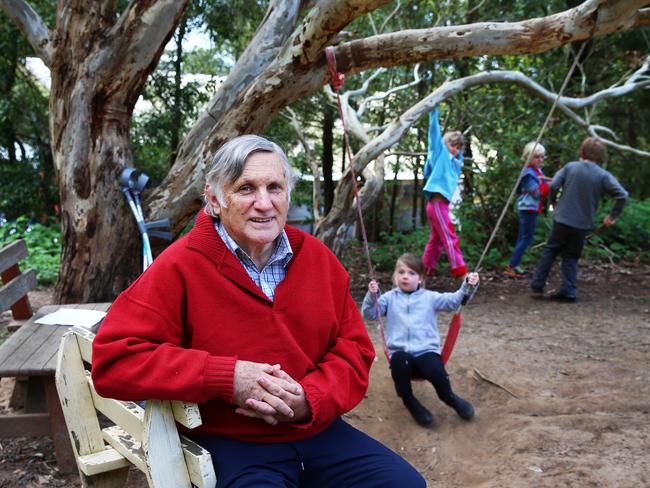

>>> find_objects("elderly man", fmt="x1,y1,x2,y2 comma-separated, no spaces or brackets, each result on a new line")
92,135,424,487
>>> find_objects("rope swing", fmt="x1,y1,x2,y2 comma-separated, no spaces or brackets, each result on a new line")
324,40,588,365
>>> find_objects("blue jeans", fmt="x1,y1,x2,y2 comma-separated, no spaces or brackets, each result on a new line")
509,211,538,267
192,417,425,487
531,221,587,298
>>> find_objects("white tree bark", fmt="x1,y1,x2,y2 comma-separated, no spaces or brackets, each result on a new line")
0,0,52,64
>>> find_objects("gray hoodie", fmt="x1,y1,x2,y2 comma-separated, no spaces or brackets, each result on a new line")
362,282,469,357
550,160,628,230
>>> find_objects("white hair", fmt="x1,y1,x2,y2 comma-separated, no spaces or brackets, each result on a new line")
204,135,296,215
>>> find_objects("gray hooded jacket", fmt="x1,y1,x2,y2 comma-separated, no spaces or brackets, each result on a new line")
362,282,469,357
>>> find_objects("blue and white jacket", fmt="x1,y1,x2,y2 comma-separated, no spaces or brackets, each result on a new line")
422,108,464,202
516,166,547,213
362,282,469,357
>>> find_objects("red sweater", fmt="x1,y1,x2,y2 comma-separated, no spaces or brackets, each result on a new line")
92,211,375,442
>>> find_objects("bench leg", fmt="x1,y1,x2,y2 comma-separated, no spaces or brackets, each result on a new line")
9,377,28,409
43,376,77,474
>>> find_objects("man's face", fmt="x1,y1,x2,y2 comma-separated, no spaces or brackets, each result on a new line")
208,151,289,257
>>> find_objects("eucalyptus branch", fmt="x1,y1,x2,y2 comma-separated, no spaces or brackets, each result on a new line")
379,0,401,34
0,0,52,65
358,64,422,118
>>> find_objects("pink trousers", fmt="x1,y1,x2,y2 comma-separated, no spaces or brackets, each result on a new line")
423,200,468,277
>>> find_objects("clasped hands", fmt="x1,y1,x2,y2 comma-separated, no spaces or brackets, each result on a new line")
233,360,311,426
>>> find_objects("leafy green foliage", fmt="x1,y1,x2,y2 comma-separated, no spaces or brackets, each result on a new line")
0,10,56,220
1,216,60,285
586,199,650,260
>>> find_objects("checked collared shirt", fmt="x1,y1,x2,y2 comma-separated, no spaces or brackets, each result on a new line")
215,220,293,301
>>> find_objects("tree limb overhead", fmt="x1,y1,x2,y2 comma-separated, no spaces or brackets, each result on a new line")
0,0,52,65
331,0,649,75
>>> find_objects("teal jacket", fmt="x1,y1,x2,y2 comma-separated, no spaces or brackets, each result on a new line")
422,108,464,202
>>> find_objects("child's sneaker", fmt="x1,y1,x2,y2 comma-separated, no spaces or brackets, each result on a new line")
504,265,528,278
446,394,475,420
403,395,434,426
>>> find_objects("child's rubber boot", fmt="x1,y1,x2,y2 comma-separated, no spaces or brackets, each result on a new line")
403,395,434,426
446,394,475,420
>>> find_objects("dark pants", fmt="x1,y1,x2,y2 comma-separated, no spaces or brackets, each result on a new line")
509,211,539,267
192,417,425,487
531,221,587,298
390,351,453,404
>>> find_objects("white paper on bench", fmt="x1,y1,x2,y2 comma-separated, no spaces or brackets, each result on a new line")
35,309,107,328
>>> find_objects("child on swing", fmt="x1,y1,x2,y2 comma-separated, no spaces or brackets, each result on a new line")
362,253,479,427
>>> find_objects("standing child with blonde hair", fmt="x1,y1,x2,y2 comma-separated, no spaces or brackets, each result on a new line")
505,141,551,278
362,253,479,427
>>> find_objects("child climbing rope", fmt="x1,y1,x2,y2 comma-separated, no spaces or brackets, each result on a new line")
362,253,479,427
504,141,551,278
422,107,469,278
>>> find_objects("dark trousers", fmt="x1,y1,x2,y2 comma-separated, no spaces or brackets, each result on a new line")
390,350,453,404
510,211,539,267
531,221,587,297
192,417,425,487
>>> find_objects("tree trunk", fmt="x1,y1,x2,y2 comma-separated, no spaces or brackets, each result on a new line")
45,1,189,302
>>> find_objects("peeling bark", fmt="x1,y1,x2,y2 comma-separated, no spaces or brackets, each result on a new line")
39,0,190,302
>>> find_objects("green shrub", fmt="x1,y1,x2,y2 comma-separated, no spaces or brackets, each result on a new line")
585,198,650,260
1,216,61,285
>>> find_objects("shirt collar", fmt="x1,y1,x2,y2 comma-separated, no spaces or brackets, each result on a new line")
214,218,293,270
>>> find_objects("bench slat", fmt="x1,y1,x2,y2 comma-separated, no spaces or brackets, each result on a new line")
172,401,203,429
0,269,37,313
88,376,145,441
77,447,131,476
180,435,218,488
143,399,193,487
0,412,50,437
0,239,28,274
55,331,107,455
0,320,61,374
102,425,147,473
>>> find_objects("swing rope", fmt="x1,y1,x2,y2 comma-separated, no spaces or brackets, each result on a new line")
325,48,391,362
324,40,587,365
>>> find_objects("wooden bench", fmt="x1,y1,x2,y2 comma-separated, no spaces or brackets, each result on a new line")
0,303,110,473
0,239,38,325
55,326,216,487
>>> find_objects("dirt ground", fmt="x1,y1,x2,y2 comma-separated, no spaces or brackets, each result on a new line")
1,262,649,487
